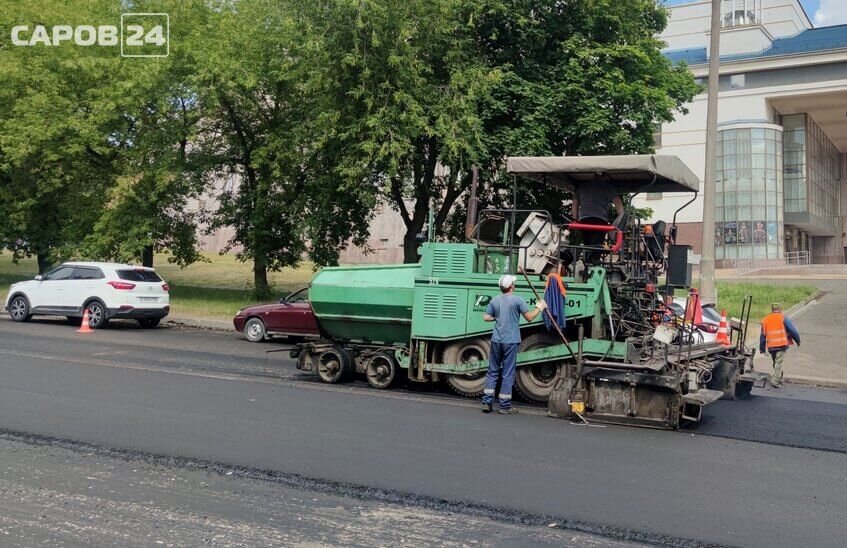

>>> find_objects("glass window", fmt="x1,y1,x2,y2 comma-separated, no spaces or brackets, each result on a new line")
730,74,746,89
116,269,163,282
72,267,104,280
44,266,75,281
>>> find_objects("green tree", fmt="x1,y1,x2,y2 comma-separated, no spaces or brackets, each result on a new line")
180,0,374,297
309,0,498,263
458,0,700,227
316,0,698,260
0,0,204,271
82,0,209,268
0,0,137,272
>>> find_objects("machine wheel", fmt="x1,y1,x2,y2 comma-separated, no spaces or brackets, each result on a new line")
317,347,353,384
515,333,567,403
8,295,31,322
365,352,397,389
244,317,267,342
443,338,490,397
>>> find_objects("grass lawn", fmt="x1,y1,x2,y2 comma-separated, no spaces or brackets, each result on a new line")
713,281,817,322
0,251,818,322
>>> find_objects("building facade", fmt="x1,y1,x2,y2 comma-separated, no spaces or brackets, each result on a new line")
634,0,847,265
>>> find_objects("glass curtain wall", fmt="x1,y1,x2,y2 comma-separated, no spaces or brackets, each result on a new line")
807,118,841,231
782,113,841,232
783,114,806,213
715,126,784,260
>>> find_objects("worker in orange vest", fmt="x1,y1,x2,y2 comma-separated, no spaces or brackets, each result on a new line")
759,303,801,388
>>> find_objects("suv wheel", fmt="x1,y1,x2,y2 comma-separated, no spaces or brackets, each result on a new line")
9,295,32,322
244,318,267,342
138,318,161,329
85,300,109,329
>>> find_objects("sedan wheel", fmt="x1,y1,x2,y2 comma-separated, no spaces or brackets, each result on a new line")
9,296,31,322
244,318,267,342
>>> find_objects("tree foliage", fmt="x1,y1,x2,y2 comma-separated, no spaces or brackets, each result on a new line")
0,0,134,271
0,0,699,284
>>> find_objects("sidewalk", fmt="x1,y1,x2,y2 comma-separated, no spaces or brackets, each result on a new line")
745,278,847,389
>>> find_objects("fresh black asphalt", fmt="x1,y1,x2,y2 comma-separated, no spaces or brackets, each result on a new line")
1,317,845,547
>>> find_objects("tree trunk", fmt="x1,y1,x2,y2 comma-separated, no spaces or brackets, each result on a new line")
403,194,430,263
403,224,425,264
37,251,51,274
253,257,271,300
142,246,154,267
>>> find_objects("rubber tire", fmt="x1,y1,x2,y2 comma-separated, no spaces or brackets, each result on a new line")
8,295,32,322
317,347,354,384
244,317,267,342
365,352,397,389
138,318,161,329
443,338,490,397
514,333,568,404
85,300,109,329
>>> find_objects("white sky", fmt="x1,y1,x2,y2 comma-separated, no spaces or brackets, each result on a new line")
811,0,847,26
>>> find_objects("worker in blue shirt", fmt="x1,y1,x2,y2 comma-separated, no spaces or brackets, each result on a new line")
482,274,546,414
759,303,801,388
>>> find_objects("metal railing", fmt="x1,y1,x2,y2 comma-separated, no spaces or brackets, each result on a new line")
731,258,757,274
785,251,810,266
733,251,811,275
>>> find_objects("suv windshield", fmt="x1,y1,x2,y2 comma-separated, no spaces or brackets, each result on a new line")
117,269,163,282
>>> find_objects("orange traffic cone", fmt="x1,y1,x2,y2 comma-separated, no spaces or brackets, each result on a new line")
76,308,94,334
715,309,730,346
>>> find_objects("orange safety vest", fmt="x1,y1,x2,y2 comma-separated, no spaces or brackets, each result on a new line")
762,312,790,349
545,273,567,296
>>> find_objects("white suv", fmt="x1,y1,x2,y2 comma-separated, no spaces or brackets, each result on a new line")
5,262,170,329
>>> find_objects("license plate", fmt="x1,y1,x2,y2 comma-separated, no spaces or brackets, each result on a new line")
138,297,159,303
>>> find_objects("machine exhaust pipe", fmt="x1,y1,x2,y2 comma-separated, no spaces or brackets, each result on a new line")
464,165,480,240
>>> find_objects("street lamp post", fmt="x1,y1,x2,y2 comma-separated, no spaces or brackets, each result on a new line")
700,0,722,303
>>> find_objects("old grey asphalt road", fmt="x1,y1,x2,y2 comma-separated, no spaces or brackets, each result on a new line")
0,437,633,547
1,317,845,547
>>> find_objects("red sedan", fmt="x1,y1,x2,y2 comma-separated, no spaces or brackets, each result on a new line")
233,287,320,342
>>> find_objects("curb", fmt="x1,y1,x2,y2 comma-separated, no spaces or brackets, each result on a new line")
784,290,824,318
165,317,233,332
786,376,847,390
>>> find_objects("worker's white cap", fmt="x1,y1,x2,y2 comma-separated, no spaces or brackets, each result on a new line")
499,274,517,290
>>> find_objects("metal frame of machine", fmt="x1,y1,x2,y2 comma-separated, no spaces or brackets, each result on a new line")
294,155,767,429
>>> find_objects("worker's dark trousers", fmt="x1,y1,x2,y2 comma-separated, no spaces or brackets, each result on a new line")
579,216,609,264
483,342,519,409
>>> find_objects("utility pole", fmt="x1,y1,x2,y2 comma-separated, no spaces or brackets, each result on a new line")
699,0,721,303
